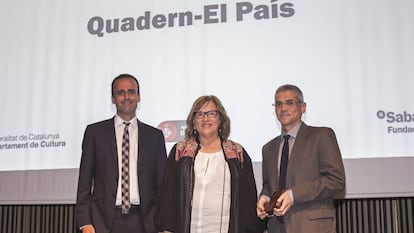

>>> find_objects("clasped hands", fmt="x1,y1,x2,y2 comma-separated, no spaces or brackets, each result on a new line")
256,190,292,219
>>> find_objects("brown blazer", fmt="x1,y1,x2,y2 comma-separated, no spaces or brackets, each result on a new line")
75,117,167,233
261,123,345,233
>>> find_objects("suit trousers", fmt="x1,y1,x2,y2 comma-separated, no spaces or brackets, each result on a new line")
268,217,286,233
110,206,146,233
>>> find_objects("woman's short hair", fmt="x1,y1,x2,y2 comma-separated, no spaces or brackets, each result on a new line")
184,95,231,140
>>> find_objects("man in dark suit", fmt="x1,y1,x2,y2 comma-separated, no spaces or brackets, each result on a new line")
256,84,346,233
76,74,167,233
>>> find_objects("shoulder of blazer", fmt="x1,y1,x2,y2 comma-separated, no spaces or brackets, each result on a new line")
137,120,163,135
297,122,334,140
86,118,115,131
262,135,281,151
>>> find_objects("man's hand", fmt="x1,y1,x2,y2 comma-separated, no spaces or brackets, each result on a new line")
256,196,269,220
273,191,293,216
81,224,95,233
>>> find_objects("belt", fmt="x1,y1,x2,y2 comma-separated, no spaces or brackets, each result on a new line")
115,205,140,214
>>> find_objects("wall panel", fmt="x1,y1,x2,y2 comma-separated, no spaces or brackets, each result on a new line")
1,198,413,233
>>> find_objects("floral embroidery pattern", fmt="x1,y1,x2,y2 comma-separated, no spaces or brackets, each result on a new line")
175,138,243,163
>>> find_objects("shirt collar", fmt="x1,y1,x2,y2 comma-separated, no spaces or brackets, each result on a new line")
282,121,302,139
114,114,138,128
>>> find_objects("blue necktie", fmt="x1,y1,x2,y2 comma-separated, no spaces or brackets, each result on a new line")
277,134,290,223
279,135,290,190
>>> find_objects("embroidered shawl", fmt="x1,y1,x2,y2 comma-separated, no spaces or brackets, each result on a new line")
175,138,244,163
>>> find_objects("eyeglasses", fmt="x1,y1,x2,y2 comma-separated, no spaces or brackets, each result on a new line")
272,100,302,108
193,110,219,119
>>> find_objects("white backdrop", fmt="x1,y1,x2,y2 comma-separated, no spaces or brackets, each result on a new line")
0,0,413,203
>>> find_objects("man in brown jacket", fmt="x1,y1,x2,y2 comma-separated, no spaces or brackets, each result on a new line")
257,84,346,233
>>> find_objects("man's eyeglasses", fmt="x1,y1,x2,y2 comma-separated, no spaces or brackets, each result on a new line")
193,110,219,119
272,100,302,108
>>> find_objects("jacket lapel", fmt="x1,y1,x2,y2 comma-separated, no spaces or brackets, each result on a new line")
108,117,119,172
136,120,144,175
287,123,309,184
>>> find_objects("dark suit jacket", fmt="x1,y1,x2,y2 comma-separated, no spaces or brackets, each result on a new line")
261,123,345,233
76,117,167,233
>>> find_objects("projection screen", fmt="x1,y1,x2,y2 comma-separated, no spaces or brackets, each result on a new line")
0,0,413,204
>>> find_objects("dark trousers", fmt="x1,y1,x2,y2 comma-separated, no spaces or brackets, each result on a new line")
110,206,146,233
268,217,287,233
